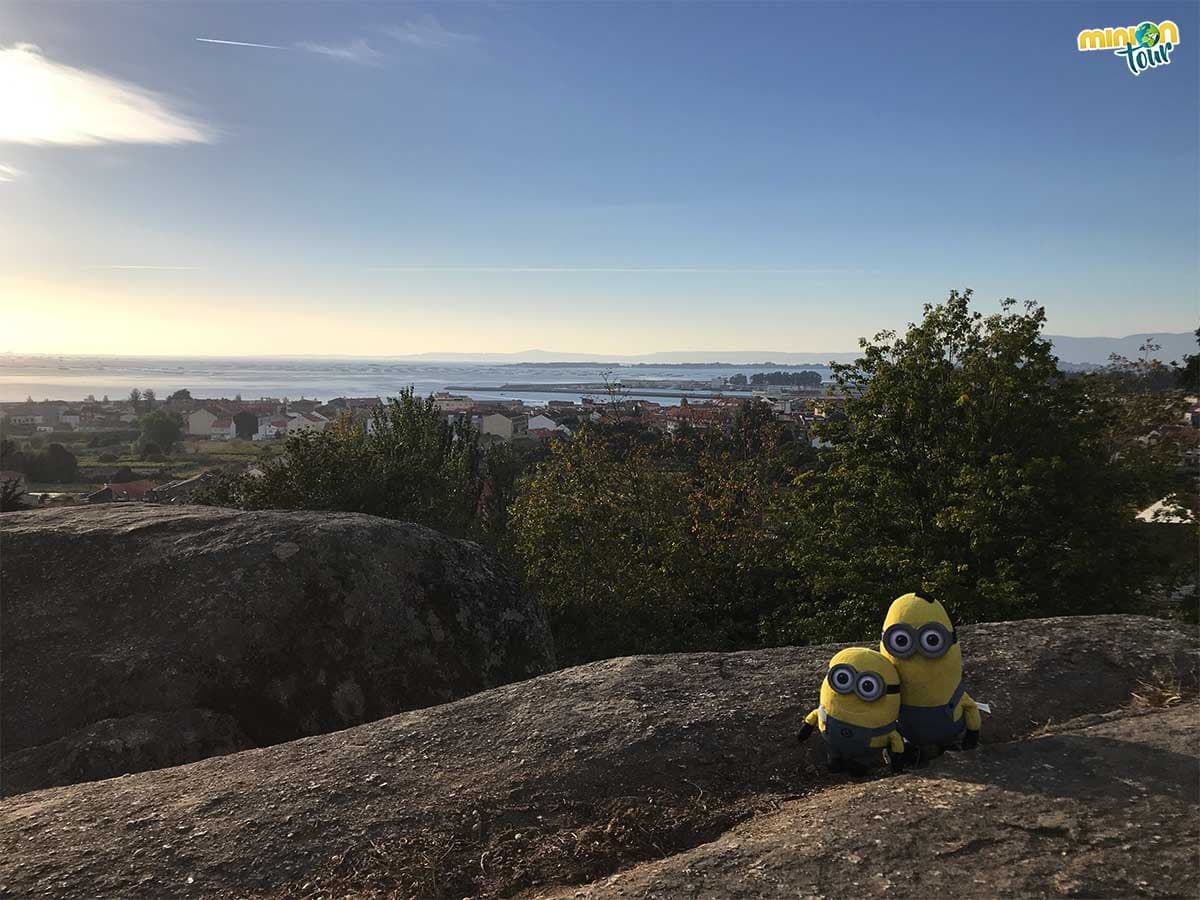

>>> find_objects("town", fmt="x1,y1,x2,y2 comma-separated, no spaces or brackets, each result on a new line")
0,378,846,506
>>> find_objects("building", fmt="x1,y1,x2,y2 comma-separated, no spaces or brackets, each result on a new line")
431,392,472,414
208,417,235,440
186,406,225,437
255,415,292,440
286,411,329,434
475,411,529,443
4,413,42,426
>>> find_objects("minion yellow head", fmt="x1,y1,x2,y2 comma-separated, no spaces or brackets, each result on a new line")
818,646,901,730
879,592,962,704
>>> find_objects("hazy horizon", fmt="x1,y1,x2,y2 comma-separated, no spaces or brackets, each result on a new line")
1,329,1195,368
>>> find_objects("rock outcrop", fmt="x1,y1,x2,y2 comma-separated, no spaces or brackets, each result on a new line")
0,504,555,795
0,615,1193,899
548,703,1200,899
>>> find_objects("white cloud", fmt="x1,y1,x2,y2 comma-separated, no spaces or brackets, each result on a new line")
0,163,22,182
0,43,214,146
381,15,478,48
294,39,383,65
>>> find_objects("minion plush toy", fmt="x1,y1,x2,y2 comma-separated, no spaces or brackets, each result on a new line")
879,592,981,763
798,647,905,775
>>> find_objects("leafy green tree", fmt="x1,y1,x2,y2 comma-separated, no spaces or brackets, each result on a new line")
195,389,508,542
138,410,184,454
168,388,192,402
24,443,78,483
767,290,1174,644
508,409,798,664
0,439,24,472
749,370,823,387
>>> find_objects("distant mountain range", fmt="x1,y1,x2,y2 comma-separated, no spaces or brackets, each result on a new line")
397,332,1197,368
1042,332,1196,366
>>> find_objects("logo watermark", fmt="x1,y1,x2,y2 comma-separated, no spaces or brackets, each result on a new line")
1077,19,1180,76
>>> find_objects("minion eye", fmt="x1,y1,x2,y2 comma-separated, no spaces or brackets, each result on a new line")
883,625,917,658
829,665,855,693
918,626,948,657
855,672,884,702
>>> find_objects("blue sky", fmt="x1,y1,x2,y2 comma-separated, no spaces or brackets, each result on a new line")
1,1,1197,356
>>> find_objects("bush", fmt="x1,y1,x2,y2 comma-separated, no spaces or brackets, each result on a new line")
138,410,183,454
194,389,511,542
509,409,801,664
20,443,79,484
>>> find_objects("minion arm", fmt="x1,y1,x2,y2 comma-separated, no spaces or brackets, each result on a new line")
961,692,982,732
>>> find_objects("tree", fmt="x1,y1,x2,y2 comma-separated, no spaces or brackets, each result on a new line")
728,373,748,387
1178,327,1200,392
143,389,157,409
1,474,26,511
508,411,799,664
0,439,23,472
194,389,508,542
233,410,258,440
24,443,78,483
749,370,823,387
768,290,1172,644
168,388,192,402
129,388,142,406
138,410,183,454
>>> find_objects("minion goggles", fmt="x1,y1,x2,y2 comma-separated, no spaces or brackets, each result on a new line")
882,622,958,659
826,664,901,702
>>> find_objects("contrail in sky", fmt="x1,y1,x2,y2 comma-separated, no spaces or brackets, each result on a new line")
195,38,288,50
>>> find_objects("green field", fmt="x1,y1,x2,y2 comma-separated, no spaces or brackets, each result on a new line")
23,437,273,494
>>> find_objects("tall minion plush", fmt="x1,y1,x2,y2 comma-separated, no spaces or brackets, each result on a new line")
798,647,905,775
879,592,981,762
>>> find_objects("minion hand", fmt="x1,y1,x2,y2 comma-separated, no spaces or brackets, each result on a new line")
962,729,979,750
797,723,814,742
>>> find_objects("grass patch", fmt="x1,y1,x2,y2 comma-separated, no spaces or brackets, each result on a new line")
1129,669,1187,711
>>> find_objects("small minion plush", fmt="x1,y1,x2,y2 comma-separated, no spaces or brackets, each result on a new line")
879,592,981,763
798,647,905,775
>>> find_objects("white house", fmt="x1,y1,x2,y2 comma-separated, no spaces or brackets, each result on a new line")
253,411,330,440
208,417,236,441
255,414,292,440
286,411,329,433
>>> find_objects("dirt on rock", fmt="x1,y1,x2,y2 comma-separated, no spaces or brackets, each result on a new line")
0,614,1194,899
542,702,1200,899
